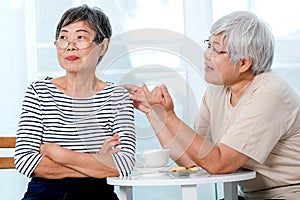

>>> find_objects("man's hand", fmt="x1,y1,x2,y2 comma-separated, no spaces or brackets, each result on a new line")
122,83,152,113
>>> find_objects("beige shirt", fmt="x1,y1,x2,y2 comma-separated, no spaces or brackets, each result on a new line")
194,71,300,199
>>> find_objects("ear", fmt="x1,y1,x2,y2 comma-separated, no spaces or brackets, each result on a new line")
238,57,252,73
99,38,109,56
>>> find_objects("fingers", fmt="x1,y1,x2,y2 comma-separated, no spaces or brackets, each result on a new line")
141,83,150,96
105,134,121,147
129,88,145,101
40,144,46,154
40,143,59,152
99,134,121,154
144,84,165,106
122,84,147,103
110,148,121,154
121,84,140,94
160,84,172,105
123,83,151,113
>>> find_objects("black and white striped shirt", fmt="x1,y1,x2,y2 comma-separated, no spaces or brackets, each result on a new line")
15,79,136,177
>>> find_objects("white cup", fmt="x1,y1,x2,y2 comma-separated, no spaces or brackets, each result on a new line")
135,149,170,168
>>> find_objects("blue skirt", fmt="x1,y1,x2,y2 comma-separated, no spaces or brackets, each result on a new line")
22,177,119,200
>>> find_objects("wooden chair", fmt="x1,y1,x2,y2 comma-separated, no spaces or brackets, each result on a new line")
0,137,16,169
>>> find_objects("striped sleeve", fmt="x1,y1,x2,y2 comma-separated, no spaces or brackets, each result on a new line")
14,84,44,177
111,87,136,177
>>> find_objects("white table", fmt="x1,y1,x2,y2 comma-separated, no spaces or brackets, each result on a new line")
107,170,256,200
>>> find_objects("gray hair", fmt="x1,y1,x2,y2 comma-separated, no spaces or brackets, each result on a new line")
55,4,112,45
210,11,275,75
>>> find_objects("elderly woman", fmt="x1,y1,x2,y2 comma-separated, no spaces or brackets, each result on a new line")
124,11,300,199
15,5,135,200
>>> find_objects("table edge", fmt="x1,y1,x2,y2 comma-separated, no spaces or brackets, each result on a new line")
107,170,256,186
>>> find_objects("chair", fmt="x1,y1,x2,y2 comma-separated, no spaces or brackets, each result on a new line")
0,137,16,169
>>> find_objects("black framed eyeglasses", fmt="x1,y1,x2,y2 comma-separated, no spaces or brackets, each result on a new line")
54,39,96,50
203,39,228,55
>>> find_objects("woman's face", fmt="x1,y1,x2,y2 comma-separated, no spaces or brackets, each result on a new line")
55,20,104,75
203,34,240,86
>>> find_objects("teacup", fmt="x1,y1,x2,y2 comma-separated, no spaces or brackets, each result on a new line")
135,149,170,168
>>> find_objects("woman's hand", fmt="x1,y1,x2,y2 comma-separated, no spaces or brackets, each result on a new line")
98,134,121,154
40,143,71,164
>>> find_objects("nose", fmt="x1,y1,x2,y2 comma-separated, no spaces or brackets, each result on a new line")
204,48,211,60
66,41,77,51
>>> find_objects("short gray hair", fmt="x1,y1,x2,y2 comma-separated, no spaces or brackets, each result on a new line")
55,4,112,45
210,11,275,75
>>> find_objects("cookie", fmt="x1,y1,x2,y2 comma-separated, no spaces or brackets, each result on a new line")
171,166,187,172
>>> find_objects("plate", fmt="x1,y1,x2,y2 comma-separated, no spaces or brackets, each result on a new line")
159,168,207,177
134,166,171,174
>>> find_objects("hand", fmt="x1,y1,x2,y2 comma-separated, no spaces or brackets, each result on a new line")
121,84,151,113
121,84,140,94
143,84,175,115
158,84,175,114
98,134,121,154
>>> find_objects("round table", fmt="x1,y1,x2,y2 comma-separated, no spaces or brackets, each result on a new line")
107,169,256,200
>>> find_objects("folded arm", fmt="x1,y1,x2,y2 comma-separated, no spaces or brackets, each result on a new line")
39,134,121,179
33,156,88,179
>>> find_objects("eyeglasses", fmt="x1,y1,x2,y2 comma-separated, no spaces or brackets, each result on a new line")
203,39,228,55
54,38,95,50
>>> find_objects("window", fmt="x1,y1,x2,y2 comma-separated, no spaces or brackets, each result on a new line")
212,0,300,91
26,0,185,80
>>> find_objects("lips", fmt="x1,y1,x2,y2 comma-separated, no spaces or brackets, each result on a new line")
205,65,214,70
204,61,214,71
66,55,79,61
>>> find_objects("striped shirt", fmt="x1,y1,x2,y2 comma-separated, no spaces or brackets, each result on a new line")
14,79,136,177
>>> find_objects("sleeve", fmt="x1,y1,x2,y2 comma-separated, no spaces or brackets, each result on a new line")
221,90,289,164
111,87,136,177
14,84,44,177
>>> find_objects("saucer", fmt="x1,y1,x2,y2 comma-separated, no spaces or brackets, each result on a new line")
159,168,208,177
134,166,171,174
